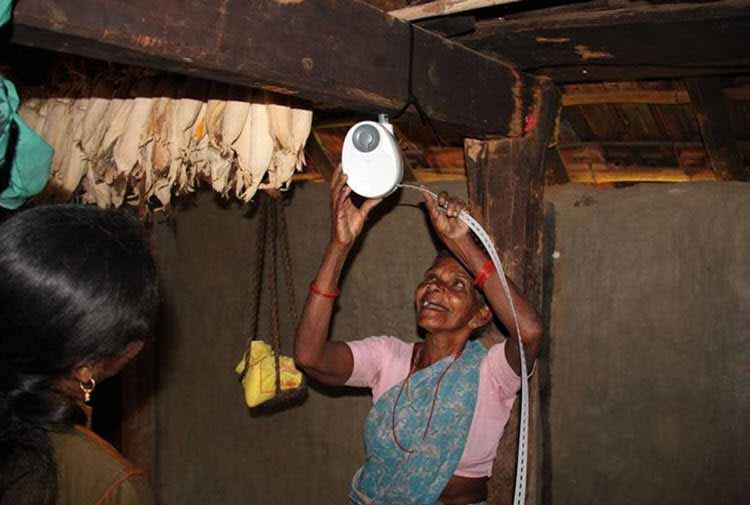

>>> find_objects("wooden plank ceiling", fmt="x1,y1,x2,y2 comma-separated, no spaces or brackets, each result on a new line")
308,78,750,184
304,0,750,185
7,0,750,185
456,0,750,83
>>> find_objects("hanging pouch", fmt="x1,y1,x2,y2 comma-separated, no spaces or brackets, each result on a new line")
235,340,302,408
235,195,306,410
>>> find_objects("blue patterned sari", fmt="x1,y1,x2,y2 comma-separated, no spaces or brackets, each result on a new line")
349,339,487,505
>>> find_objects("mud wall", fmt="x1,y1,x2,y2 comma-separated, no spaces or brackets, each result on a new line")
544,183,749,505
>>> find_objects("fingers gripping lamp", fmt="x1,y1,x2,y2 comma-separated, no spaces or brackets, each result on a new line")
342,115,532,505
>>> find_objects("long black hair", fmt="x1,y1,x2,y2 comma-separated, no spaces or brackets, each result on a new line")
0,205,159,504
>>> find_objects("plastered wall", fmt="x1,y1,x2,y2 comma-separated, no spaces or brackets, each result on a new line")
544,182,749,505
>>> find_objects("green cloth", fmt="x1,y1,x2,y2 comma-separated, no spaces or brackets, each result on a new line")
50,426,156,505
0,0,10,26
0,0,53,209
0,79,54,209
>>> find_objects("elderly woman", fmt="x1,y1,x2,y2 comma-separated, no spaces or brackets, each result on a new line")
294,168,543,505
0,205,159,505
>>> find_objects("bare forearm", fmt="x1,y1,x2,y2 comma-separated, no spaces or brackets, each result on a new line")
296,165,381,383
293,241,353,384
313,241,350,292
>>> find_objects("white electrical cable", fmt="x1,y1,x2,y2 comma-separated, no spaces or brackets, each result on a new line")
399,183,529,505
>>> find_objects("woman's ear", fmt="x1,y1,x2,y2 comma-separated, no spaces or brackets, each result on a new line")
83,341,146,383
102,340,145,379
470,305,492,330
72,365,94,384
120,340,145,364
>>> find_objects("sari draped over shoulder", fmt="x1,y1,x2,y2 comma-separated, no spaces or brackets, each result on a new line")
350,339,487,505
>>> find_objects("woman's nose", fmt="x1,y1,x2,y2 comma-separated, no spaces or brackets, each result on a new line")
425,279,445,291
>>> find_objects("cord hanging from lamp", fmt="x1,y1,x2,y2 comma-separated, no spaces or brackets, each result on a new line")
235,194,306,411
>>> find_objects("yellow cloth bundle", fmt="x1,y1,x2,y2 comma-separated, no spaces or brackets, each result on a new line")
234,340,303,408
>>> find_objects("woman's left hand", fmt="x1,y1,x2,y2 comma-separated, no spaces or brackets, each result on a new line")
423,191,472,253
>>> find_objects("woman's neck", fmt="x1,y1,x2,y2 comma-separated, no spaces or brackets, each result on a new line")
420,331,470,368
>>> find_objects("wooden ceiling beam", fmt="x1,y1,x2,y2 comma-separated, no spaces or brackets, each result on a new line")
559,141,704,150
562,87,690,106
418,15,477,38
10,0,529,136
459,0,750,82
558,144,719,183
360,0,410,11
304,133,337,183
686,78,749,181
292,168,466,184
724,86,750,102
566,167,718,184
390,0,523,21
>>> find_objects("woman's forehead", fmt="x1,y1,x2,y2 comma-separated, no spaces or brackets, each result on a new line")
428,255,471,277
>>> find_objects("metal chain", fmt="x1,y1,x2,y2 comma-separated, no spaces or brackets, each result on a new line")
240,196,269,380
241,194,300,398
268,202,282,395
278,202,298,324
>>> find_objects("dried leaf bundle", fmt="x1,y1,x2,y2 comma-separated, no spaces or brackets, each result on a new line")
18,76,313,212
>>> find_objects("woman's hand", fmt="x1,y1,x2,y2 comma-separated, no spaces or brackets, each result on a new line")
330,165,382,248
293,165,380,387
423,190,473,255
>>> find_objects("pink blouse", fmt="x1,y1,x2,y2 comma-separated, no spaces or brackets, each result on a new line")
345,336,520,478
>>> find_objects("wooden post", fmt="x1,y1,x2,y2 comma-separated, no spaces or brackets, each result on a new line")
120,339,158,484
685,78,749,181
465,78,559,505
120,233,161,485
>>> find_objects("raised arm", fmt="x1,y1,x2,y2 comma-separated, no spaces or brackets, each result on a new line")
293,166,381,385
423,191,543,376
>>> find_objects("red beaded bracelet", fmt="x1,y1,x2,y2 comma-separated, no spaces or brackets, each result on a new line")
473,259,496,289
310,282,340,299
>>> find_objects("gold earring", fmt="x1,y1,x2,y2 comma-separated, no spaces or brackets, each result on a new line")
80,378,96,403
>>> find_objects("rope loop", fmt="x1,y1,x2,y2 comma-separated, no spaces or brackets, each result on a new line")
240,194,302,404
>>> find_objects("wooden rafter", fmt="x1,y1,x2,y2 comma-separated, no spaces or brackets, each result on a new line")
390,0,523,21
11,0,530,136
292,168,465,184
558,142,719,184
459,0,750,82
304,133,337,183
686,78,748,181
360,0,410,11
565,166,717,184
562,87,690,106
724,86,750,102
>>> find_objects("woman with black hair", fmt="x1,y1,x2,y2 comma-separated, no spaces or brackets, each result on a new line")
0,205,160,505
